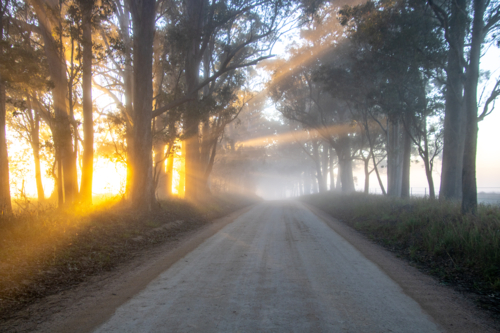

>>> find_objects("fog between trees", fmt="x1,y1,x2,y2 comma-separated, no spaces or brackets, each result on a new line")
0,0,499,215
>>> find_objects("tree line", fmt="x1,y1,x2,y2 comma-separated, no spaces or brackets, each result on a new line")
266,0,499,214
0,0,297,213
0,0,498,215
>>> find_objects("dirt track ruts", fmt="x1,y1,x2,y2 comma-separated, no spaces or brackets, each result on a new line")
28,201,498,332
90,201,493,332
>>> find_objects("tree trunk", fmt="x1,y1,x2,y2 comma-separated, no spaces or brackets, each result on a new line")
424,156,436,199
401,118,412,198
439,0,467,201
329,147,335,191
311,140,326,193
363,157,370,194
29,98,45,201
128,0,156,210
152,34,167,200
153,118,166,199
387,117,403,197
119,1,134,197
462,0,485,215
201,139,218,193
31,0,78,206
321,143,329,191
80,0,94,204
337,136,355,193
0,63,11,215
183,0,205,200
0,6,11,214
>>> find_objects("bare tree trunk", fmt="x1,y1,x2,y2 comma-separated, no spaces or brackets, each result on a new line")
153,119,166,199
439,0,467,201
321,143,329,191
152,34,167,200
164,119,176,198
199,118,212,194
0,4,11,214
329,147,335,191
80,0,94,204
462,0,486,215
202,139,218,192
401,118,412,198
311,140,326,193
183,0,205,200
128,0,156,210
31,0,78,206
424,157,436,199
28,98,45,201
363,156,370,194
336,136,355,193
0,62,11,215
387,117,403,197
112,0,134,196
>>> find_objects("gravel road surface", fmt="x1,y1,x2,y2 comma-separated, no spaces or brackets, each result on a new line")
93,201,442,332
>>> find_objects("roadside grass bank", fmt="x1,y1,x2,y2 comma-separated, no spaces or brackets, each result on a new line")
0,193,259,321
301,192,500,315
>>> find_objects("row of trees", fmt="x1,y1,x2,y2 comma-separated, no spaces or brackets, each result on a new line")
0,0,298,213
267,0,499,214
0,0,498,214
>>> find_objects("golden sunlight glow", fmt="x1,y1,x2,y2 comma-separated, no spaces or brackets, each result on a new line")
168,140,185,198
92,157,127,195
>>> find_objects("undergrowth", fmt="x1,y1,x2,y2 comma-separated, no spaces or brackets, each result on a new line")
0,193,259,320
302,192,500,312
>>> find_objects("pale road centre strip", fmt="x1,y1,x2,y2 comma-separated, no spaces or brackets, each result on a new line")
93,201,441,333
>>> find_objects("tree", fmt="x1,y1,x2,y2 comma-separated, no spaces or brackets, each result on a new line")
337,0,446,197
127,0,156,210
0,0,12,214
79,0,96,204
461,0,500,214
29,0,79,206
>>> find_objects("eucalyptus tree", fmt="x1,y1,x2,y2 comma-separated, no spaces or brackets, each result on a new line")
427,0,468,201
460,0,500,214
78,0,97,204
428,0,500,213
268,54,357,193
0,0,13,213
1,1,56,205
337,0,446,197
25,0,81,206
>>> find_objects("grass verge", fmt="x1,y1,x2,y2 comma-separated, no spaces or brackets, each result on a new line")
301,192,500,315
0,193,259,321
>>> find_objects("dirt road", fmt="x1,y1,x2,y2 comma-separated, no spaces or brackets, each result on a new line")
92,201,446,332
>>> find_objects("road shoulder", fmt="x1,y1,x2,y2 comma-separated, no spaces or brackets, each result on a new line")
0,205,253,333
304,202,499,333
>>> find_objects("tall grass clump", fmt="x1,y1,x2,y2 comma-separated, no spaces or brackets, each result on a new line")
302,192,500,292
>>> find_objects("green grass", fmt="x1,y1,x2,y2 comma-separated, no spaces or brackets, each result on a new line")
301,192,500,293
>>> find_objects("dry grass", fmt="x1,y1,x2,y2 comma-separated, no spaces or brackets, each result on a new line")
0,193,259,320
302,192,500,314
